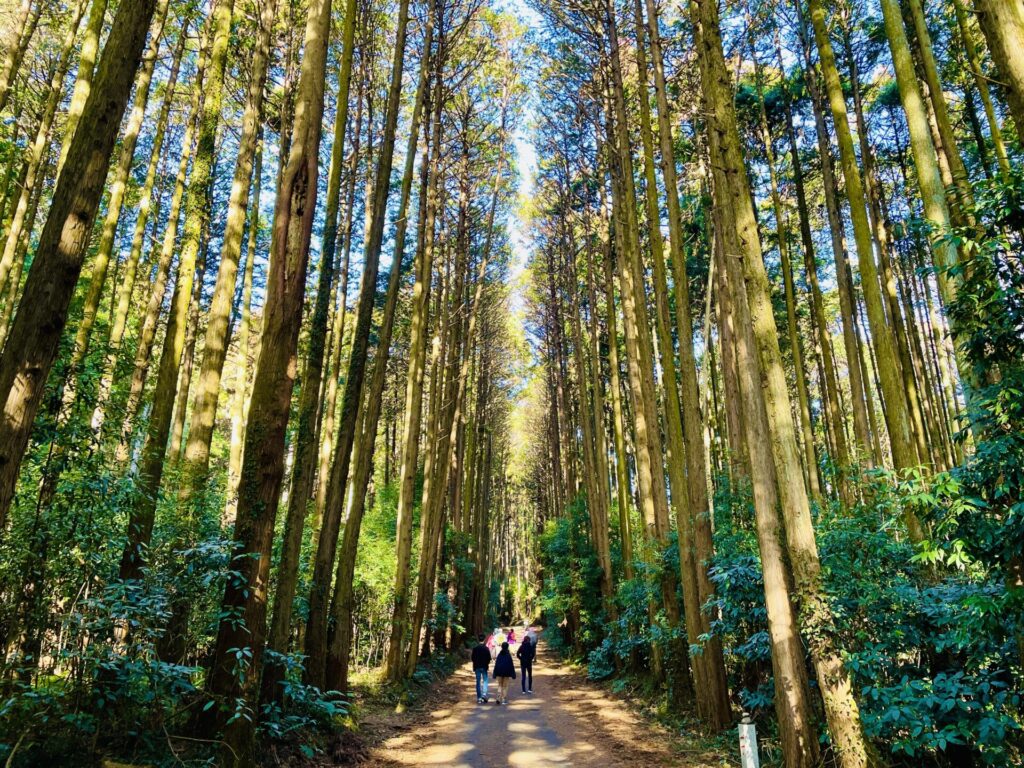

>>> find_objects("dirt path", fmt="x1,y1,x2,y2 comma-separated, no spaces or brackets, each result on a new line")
358,641,734,768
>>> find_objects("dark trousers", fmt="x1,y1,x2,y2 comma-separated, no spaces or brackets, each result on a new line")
520,660,533,691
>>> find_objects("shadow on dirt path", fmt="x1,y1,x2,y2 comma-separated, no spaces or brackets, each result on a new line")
357,638,735,768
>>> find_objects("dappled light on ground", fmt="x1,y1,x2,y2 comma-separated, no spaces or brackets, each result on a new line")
361,641,735,767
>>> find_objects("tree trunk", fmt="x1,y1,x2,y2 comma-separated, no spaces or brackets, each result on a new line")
55,0,172,421
974,0,1024,145
0,0,159,533
261,0,357,700
692,2,881,764
303,0,413,684
119,0,236,580
205,0,334,758
754,58,821,503
225,140,263,526
953,0,1009,175
56,0,109,175
634,0,728,723
384,23,444,683
808,0,924,499
92,22,189,434
0,0,89,303
794,10,873,467
0,0,43,114
178,0,278,499
114,57,208,461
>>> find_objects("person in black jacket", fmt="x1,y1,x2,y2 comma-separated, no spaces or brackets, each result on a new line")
516,634,536,693
471,634,491,703
492,641,516,704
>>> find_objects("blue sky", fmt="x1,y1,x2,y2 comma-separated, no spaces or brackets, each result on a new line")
498,0,542,306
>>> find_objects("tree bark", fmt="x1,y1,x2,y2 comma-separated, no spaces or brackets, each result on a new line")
225,140,263,526
261,0,357,700
205,0,334,757
58,0,174,420
384,19,444,682
808,0,924,499
0,0,43,114
120,0,236,580
0,0,159,533
974,0,1024,145
692,2,881,763
303,0,414,683
91,22,189,434
178,0,278,499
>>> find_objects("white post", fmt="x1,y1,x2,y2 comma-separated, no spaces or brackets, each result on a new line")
739,712,760,768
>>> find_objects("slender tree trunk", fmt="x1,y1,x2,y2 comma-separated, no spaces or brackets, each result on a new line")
692,3,882,764
405,108,508,676
808,0,924,500
754,58,821,503
115,57,208,461
953,0,1009,175
0,0,159,533
205,0,334,757
0,0,43,114
712,220,819,768
303,0,414,683
0,152,47,348
599,220,633,582
794,11,873,465
634,0,728,722
58,0,174,419
973,0,1024,145
120,0,236,580
225,140,263,526
312,49,368,538
384,24,444,683
0,0,89,302
92,23,189,434
167,206,211,463
601,0,688,698
880,0,970,407
261,0,357,699
56,0,109,176
841,20,932,469
178,0,278,500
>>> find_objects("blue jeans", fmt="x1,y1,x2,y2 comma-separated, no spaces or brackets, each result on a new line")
475,668,489,700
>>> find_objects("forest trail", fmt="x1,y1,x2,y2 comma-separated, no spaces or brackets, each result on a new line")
359,640,733,768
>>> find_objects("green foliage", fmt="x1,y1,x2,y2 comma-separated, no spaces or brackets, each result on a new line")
0,577,200,766
348,479,400,671
537,496,605,659
709,474,1023,766
260,650,348,742
934,170,1024,593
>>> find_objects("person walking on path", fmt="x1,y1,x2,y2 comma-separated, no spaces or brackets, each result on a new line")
516,634,535,693
492,641,516,705
471,633,492,703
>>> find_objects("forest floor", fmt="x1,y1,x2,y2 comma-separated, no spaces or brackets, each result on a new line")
350,638,737,768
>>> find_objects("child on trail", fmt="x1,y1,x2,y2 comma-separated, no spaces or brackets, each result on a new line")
492,641,516,705
491,627,506,659
471,633,492,704
507,627,517,645
516,634,535,694
486,627,498,659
